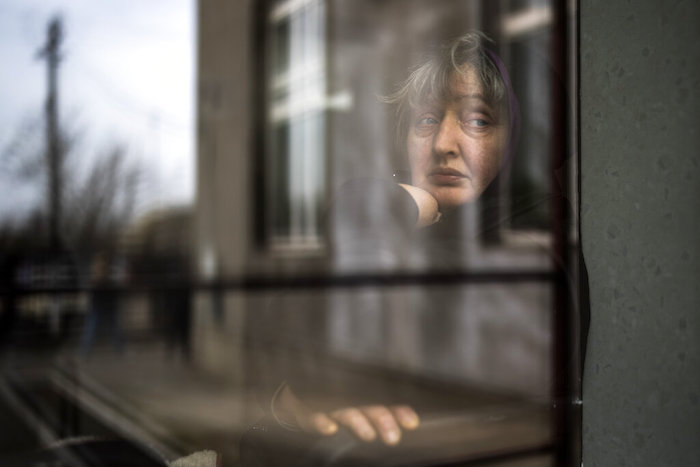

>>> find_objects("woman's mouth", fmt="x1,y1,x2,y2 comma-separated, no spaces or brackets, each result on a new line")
427,168,468,185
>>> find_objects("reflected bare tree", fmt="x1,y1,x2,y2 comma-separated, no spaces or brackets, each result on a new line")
62,142,141,252
0,117,143,253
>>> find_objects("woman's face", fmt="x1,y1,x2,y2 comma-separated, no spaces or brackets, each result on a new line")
406,66,508,212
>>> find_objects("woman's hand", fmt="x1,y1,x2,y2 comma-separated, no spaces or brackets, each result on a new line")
274,385,420,446
397,184,441,228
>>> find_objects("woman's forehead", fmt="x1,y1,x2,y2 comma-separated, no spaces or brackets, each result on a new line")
412,69,495,111
447,67,483,97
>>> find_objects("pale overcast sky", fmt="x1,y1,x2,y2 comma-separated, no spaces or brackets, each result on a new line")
0,0,195,222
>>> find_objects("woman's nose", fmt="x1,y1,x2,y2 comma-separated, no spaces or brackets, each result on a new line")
432,115,460,157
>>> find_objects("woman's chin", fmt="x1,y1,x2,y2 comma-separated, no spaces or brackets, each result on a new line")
432,189,477,212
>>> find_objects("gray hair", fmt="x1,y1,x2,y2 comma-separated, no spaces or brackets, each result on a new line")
383,32,508,147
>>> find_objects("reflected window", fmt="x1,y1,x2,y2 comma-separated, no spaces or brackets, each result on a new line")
264,0,327,251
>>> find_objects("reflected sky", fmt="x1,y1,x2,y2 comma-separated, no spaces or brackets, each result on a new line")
0,0,195,221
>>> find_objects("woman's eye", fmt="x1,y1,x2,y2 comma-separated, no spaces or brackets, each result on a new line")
413,116,439,135
417,117,439,126
463,118,489,128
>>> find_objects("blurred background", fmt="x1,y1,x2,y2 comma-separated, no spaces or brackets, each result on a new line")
0,1,576,466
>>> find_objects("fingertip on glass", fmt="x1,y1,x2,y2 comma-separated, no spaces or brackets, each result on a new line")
313,414,338,435
397,409,420,430
384,428,401,445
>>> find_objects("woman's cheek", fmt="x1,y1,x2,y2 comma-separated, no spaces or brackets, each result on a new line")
475,143,505,190
406,140,430,186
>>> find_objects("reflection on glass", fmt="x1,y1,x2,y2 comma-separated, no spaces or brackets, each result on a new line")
0,1,579,466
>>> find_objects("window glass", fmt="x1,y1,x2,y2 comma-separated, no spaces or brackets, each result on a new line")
0,2,582,466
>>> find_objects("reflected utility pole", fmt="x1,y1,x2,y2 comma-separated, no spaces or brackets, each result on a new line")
38,15,64,252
